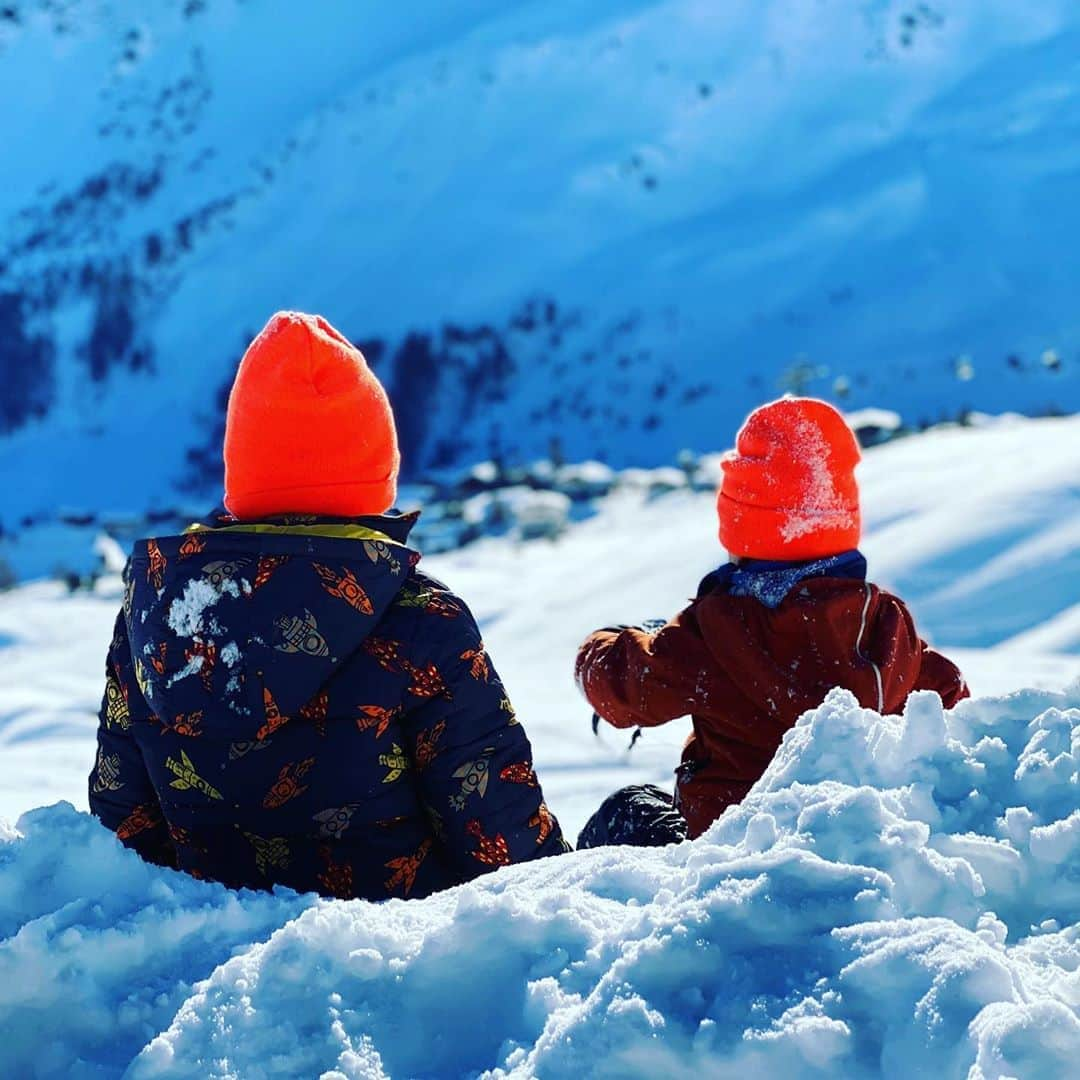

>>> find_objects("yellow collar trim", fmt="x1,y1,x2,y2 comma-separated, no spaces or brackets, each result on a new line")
185,522,399,544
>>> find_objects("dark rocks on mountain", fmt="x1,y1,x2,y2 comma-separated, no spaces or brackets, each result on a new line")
386,318,520,470
356,338,386,369
82,269,146,382
182,343,246,493
0,292,55,434
898,4,945,48
0,152,244,422
387,332,442,472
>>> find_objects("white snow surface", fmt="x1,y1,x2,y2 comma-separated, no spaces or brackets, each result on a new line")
0,416,1079,1077
3,689,1079,1078
2,0,1080,521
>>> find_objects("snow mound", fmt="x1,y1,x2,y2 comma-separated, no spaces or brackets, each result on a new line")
3,687,1079,1078
0,804,312,1078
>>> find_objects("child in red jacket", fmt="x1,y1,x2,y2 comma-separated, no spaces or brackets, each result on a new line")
576,397,968,846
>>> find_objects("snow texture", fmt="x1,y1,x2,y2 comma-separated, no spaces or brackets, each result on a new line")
166,576,239,639
777,414,855,543
1,687,1078,1078
0,416,1078,1076
2,1,1080,524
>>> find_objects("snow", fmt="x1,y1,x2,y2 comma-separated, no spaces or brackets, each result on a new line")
553,460,616,499
166,575,239,639
0,416,1078,1076
0,803,312,1077
93,532,128,575
3,1,1080,522
1,415,1078,829
845,408,903,434
616,466,688,493
2,688,1078,1078
469,462,500,486
512,490,572,541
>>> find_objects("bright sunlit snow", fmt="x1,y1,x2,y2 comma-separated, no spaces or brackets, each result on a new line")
0,416,1078,1077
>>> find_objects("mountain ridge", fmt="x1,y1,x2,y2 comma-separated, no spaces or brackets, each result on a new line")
2,0,1079,523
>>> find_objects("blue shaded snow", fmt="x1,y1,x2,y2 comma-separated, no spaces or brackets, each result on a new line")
2,1,1080,522
2,686,1078,1078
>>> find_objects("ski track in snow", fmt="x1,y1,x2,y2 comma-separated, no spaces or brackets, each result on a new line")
0,416,1078,1077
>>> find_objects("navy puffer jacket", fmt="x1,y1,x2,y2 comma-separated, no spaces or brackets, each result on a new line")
89,512,567,900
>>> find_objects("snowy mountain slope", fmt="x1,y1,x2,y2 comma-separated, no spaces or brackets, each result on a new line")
1,414,1077,829
0,415,1079,1077
2,0,1080,523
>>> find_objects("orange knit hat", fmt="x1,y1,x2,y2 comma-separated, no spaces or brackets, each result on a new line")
223,311,399,520
717,397,861,561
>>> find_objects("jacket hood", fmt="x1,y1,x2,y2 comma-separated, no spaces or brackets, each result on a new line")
124,512,419,739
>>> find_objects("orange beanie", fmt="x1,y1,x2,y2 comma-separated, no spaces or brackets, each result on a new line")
718,397,861,561
223,311,399,520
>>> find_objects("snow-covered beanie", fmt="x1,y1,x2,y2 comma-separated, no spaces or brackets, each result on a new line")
223,311,399,519
717,397,861,561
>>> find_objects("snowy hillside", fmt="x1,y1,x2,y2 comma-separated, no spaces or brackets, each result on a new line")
3,0,1080,524
3,414,1078,827
0,416,1078,1077
0,419,1075,1071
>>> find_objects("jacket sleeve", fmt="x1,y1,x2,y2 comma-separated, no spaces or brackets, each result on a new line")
400,598,570,880
89,611,177,869
874,592,970,711
575,610,710,730
914,642,970,708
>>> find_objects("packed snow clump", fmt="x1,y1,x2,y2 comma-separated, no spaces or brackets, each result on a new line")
166,576,241,639
1,687,1078,1079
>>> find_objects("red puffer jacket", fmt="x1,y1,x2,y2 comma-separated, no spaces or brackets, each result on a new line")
576,558,968,838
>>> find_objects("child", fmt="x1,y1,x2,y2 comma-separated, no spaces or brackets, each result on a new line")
575,397,968,846
89,311,567,900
